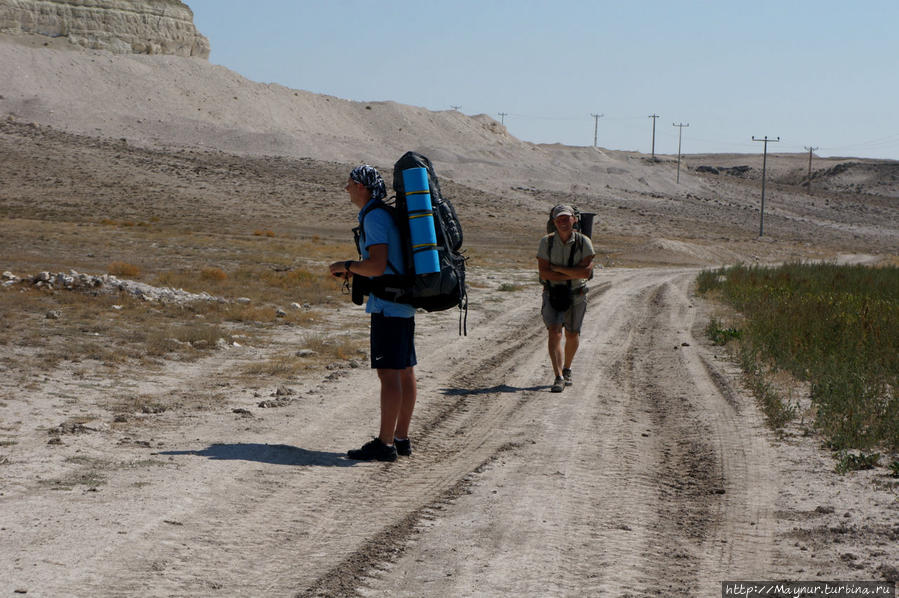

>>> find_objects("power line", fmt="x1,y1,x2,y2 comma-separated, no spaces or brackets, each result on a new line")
818,134,899,151
477,108,895,157
752,136,780,236
507,113,586,121
648,114,660,158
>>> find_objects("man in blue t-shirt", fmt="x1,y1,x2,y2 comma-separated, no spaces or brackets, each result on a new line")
330,165,416,462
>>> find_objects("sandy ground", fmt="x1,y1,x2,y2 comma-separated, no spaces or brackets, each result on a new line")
1,33,898,597
2,268,897,596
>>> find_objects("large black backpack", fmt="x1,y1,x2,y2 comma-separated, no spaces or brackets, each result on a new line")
353,151,468,333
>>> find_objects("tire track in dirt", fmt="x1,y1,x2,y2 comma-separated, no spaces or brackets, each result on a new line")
3,269,779,597
50,285,560,596
358,268,779,597
300,295,557,597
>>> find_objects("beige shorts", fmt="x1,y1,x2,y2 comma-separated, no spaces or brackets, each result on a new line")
541,287,587,333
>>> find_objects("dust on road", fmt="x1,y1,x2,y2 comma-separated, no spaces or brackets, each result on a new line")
4,265,893,597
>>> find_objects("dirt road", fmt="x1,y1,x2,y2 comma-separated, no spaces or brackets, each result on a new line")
3,266,808,596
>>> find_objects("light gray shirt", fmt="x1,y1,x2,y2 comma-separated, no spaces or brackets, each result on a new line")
536,232,595,290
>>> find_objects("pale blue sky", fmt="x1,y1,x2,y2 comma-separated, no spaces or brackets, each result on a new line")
188,0,899,160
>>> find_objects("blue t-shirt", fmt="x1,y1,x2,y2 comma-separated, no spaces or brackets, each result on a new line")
358,199,416,318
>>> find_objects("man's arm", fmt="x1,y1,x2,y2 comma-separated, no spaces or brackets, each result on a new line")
329,244,389,278
538,255,594,281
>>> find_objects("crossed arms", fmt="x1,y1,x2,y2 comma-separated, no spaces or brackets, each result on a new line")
537,255,594,282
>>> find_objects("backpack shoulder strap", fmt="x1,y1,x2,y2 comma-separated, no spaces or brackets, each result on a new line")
355,201,403,276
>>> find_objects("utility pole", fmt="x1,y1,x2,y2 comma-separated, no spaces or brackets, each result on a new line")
648,114,660,158
673,122,689,183
752,135,780,236
498,112,508,126
590,113,604,147
804,146,819,195
450,105,461,111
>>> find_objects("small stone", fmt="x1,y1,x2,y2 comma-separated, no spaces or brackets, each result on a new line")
296,349,317,358
46,310,61,320
236,297,251,305
258,399,290,408
880,564,899,582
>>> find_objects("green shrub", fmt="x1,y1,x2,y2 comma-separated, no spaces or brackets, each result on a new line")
834,451,880,474
705,317,743,346
698,262,898,450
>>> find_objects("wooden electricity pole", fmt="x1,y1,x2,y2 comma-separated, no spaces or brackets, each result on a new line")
673,122,689,183
752,135,780,236
498,112,508,126
804,146,819,194
649,114,660,158
591,113,604,147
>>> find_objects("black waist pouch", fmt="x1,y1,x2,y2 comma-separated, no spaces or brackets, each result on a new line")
548,284,573,312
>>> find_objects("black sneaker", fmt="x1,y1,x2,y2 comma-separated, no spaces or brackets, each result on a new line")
394,437,412,457
562,368,573,386
551,376,564,393
347,438,397,462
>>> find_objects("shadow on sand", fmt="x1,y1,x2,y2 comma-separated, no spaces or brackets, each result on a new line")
159,443,355,467
439,384,550,397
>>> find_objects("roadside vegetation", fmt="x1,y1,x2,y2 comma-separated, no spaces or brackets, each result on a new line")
697,262,898,458
0,225,357,374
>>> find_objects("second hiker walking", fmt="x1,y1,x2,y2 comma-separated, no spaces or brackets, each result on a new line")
536,204,595,393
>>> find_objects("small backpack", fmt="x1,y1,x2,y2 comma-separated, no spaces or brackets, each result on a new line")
353,152,468,334
545,205,596,238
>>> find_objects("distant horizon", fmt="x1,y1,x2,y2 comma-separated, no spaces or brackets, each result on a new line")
188,0,899,162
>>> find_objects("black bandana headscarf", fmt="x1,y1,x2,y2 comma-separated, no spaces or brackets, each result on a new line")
349,164,387,202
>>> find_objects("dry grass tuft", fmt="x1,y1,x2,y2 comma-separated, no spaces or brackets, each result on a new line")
243,354,307,377
145,322,233,356
108,261,141,277
300,332,364,361
200,267,227,281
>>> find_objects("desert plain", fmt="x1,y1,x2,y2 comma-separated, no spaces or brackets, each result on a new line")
0,29,898,597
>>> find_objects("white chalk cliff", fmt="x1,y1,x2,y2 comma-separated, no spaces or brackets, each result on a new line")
0,0,208,57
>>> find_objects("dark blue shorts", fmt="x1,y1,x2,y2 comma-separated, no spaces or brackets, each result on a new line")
370,313,417,370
